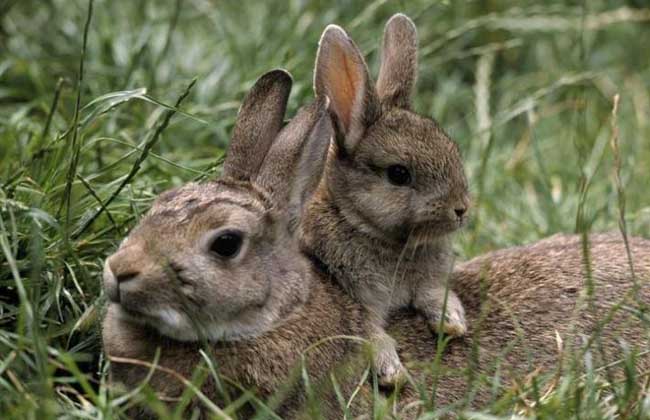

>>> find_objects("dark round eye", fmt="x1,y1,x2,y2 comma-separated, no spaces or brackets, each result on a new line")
210,231,243,258
386,165,411,186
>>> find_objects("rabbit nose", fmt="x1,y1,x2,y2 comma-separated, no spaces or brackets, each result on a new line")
104,246,145,303
453,195,471,219
108,253,141,284
114,270,139,283
103,260,121,303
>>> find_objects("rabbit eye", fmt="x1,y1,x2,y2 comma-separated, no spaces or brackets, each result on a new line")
386,165,411,186
210,231,243,258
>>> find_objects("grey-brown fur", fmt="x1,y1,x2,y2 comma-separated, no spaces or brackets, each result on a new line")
101,69,355,416
394,232,650,416
102,273,370,418
376,14,418,109
104,230,650,417
302,14,470,385
222,70,292,182
102,70,650,419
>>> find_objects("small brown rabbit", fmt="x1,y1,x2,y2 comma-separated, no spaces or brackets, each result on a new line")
300,14,469,386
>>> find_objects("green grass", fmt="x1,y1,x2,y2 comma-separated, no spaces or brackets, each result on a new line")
1,0,650,418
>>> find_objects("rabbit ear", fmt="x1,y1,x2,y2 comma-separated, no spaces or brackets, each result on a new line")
314,25,379,154
222,70,292,181
257,96,332,224
376,14,418,109
288,98,333,223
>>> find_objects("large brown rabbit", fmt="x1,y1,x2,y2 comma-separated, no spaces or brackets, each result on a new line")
102,69,371,418
299,14,470,386
102,72,650,418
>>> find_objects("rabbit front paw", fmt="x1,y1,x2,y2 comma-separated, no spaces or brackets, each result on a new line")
373,343,407,388
428,296,467,337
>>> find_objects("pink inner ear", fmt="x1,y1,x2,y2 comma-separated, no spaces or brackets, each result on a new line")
325,41,363,133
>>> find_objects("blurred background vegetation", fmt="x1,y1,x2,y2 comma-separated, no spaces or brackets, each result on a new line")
1,0,649,417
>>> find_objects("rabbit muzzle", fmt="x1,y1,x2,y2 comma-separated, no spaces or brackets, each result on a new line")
448,201,469,227
104,245,144,303
103,244,164,306
102,260,120,303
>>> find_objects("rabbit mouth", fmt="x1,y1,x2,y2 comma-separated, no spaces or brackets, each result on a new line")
115,304,160,329
407,218,464,243
115,299,281,343
114,303,204,342
112,304,160,331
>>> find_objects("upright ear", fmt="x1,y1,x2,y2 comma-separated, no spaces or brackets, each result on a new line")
376,14,418,109
314,25,379,153
289,98,333,220
222,70,292,181
257,97,332,226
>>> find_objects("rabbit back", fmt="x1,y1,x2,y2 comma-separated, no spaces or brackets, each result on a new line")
391,232,650,414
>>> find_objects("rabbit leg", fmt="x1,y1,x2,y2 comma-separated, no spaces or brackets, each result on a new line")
367,312,407,387
414,284,467,337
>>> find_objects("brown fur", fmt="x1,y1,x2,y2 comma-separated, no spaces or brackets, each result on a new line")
222,70,292,182
104,231,650,417
376,14,418,109
101,71,650,418
395,232,650,416
102,273,370,418
101,69,365,417
303,14,470,385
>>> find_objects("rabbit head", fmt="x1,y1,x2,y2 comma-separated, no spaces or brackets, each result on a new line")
314,14,469,245
102,70,331,343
